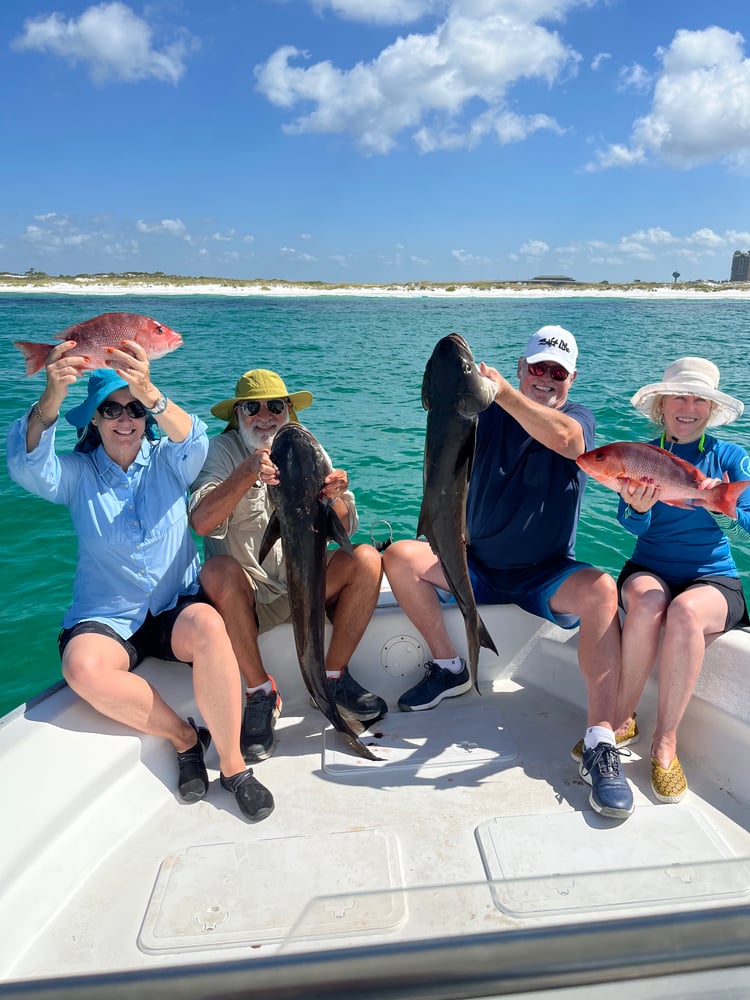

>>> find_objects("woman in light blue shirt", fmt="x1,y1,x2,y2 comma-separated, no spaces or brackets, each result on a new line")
7,336,274,822
615,357,750,806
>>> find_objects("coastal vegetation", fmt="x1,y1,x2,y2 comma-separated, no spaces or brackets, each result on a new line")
0,269,746,294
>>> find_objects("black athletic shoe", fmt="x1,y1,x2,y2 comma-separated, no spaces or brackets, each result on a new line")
177,717,211,802
330,669,388,723
241,685,282,763
220,769,275,822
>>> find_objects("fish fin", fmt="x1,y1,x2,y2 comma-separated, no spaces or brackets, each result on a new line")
421,357,432,411
478,614,498,656
258,511,281,564
13,341,54,376
326,504,354,555
416,503,430,544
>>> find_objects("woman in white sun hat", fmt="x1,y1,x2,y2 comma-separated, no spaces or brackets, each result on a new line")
613,357,750,804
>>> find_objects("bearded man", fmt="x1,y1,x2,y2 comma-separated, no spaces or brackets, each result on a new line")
190,370,385,764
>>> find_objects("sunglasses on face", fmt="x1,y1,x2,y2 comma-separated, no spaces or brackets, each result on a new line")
239,398,287,417
526,362,570,382
97,400,148,420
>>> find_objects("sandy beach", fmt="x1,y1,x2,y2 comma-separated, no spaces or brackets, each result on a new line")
1,279,750,299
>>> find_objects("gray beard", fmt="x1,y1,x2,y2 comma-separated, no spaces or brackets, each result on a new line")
238,413,289,453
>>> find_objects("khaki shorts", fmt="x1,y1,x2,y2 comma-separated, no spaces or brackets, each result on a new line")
254,549,339,634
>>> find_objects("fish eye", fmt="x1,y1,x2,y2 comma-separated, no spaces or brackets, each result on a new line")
155,325,164,334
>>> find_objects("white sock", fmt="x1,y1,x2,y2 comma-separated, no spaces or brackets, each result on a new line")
433,656,464,674
326,669,343,679
583,725,615,751
246,679,273,696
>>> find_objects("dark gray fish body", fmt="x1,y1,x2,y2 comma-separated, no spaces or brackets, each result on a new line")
418,333,499,690
258,424,379,761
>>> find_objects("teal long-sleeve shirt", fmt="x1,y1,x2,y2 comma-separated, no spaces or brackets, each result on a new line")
617,434,750,582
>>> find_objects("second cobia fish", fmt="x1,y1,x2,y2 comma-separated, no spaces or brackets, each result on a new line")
13,312,183,376
258,423,380,761
577,441,750,516
419,333,498,692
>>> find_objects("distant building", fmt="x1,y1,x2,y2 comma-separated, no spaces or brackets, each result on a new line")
529,274,578,285
731,251,750,282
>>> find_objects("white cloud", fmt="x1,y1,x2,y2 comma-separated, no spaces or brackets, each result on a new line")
310,0,443,24
136,218,188,237
616,62,651,94
519,239,549,258
255,1,583,154
278,247,317,261
591,52,610,71
586,26,750,172
11,2,195,84
451,249,490,264
584,142,647,171
686,227,724,247
627,227,677,245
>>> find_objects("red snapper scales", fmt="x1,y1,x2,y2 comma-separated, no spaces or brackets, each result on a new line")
13,312,183,376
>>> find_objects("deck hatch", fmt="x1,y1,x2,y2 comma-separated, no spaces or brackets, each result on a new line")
138,829,404,954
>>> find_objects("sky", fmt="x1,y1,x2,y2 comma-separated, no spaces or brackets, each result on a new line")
1,0,749,285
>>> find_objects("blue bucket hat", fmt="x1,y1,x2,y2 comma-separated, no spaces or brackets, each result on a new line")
65,368,128,429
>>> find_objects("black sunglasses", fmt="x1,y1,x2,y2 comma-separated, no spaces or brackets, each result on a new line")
526,362,570,382
239,398,287,417
98,400,148,420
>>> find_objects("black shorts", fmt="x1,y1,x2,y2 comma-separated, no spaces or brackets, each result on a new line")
58,591,209,670
617,561,749,632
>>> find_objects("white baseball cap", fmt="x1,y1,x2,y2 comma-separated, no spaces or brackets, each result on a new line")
524,325,578,374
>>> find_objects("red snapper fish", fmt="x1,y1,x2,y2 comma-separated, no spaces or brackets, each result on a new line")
13,312,183,376
577,441,750,517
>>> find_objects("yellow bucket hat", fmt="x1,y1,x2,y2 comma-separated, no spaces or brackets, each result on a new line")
211,369,313,427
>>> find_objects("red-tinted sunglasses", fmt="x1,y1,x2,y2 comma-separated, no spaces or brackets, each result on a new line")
526,362,570,382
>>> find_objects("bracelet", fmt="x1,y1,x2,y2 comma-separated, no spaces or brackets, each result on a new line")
33,402,57,428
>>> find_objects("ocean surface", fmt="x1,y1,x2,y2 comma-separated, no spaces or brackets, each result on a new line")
2,292,749,718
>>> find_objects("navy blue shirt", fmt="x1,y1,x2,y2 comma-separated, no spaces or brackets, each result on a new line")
466,401,595,572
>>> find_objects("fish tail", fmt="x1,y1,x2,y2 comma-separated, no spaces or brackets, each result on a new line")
714,481,750,517
13,341,54,376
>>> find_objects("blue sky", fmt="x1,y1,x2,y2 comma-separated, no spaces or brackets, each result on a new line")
1,0,749,284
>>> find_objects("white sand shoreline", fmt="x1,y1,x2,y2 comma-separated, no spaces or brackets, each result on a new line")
1,280,749,300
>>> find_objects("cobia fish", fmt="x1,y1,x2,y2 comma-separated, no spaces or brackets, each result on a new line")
258,423,380,761
419,333,498,691
13,312,183,376
577,441,750,516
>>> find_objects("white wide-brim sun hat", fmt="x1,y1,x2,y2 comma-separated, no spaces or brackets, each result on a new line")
631,356,744,427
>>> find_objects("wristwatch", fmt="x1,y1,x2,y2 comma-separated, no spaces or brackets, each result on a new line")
146,393,168,416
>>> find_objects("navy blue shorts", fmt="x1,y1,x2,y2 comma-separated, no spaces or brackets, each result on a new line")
617,561,749,632
466,555,593,630
58,591,209,670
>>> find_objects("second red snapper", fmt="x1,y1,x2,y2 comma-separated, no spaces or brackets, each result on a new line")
577,441,750,517
13,312,183,375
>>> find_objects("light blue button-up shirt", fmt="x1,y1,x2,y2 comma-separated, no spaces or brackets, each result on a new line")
7,412,209,638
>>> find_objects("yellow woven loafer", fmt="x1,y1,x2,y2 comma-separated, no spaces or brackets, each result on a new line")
651,755,687,803
570,713,639,763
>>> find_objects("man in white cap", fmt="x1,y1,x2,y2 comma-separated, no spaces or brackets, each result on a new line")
384,326,634,821
190,369,386,766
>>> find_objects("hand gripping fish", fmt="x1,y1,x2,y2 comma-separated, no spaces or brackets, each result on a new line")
258,423,380,761
13,312,183,376
577,441,750,515
419,333,499,692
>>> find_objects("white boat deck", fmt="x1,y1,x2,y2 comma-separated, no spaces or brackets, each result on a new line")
2,599,750,990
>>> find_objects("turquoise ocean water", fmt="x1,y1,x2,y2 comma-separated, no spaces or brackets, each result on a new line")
2,292,749,717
